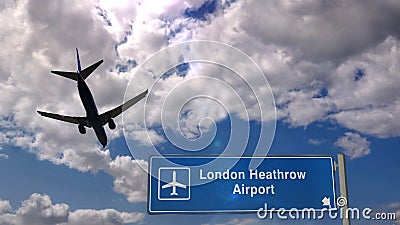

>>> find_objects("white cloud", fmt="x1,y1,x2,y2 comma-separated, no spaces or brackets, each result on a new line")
387,202,400,209
0,199,12,215
0,193,144,225
331,37,400,137
282,89,334,127
183,0,400,140
308,138,324,146
335,132,371,159
214,218,257,225
125,124,165,147
58,148,112,173
62,209,143,225
0,0,149,204
16,193,69,225
383,202,400,224
107,156,148,203
55,149,148,203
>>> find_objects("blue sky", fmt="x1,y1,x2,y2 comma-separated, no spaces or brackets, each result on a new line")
0,0,399,224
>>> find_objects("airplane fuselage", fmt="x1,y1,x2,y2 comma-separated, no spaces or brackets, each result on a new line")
171,186,178,196
77,73,107,147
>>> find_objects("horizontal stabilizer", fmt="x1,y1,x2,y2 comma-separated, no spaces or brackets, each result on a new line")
80,59,103,80
51,71,78,81
51,59,103,80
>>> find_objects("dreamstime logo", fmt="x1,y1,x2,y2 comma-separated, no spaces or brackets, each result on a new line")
256,197,397,221
336,196,347,207
122,41,276,186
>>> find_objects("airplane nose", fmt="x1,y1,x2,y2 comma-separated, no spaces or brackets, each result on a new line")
101,139,107,148
93,125,108,148
94,126,108,148
99,138,107,148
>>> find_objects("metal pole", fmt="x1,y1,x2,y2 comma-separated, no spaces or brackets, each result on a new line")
338,154,350,225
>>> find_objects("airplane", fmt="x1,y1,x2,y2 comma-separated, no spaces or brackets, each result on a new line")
161,170,187,196
37,48,148,148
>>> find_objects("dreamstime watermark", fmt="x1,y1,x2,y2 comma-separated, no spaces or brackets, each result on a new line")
256,197,397,221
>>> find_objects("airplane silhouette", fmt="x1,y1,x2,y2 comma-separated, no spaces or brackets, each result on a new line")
37,48,147,147
162,170,187,196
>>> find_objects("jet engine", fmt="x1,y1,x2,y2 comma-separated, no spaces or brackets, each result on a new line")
78,124,86,134
108,119,116,129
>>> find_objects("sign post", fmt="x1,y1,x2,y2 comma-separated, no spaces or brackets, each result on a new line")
337,154,351,225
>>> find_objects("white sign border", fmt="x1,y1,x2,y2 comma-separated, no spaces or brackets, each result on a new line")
148,156,337,214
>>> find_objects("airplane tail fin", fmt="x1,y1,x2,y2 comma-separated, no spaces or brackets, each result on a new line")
76,47,104,80
50,48,103,81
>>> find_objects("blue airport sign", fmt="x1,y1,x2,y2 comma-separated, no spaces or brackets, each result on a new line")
148,156,336,214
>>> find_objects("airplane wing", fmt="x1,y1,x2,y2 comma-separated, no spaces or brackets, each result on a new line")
37,111,89,126
162,182,186,189
171,182,186,188
99,89,148,124
162,183,173,189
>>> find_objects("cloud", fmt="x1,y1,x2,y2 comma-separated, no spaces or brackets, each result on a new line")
330,37,400,138
2,0,398,147
308,138,324,146
0,199,12,215
0,193,144,225
62,209,143,225
57,149,148,203
192,0,400,63
387,202,400,209
124,124,165,147
214,218,257,225
107,156,148,203
335,132,371,159
181,0,400,140
0,0,151,204
382,202,400,224
16,193,69,225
